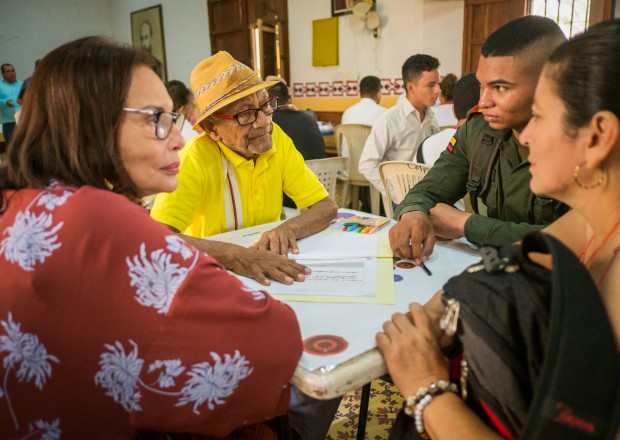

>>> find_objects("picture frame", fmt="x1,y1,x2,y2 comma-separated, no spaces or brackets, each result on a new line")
130,5,167,83
331,0,373,17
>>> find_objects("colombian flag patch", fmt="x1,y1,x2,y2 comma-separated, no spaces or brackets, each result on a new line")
447,136,457,152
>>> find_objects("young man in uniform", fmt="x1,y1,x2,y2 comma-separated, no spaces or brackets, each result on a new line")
389,16,569,261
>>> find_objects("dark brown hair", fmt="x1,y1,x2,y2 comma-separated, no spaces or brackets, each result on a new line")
1,36,155,210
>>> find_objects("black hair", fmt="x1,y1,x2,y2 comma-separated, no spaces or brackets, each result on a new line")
269,81,290,105
166,80,192,112
401,54,440,84
359,76,382,97
546,18,620,136
1,64,13,73
482,15,566,58
453,73,480,120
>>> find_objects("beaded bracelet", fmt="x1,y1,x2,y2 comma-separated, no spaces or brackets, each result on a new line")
404,380,459,438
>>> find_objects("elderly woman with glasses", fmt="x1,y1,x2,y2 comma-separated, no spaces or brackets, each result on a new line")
0,36,304,439
150,51,338,287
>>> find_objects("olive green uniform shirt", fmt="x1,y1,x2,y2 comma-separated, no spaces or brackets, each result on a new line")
395,112,566,247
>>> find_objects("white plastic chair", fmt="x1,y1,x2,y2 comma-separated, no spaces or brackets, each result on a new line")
305,156,347,200
334,124,380,215
378,161,430,217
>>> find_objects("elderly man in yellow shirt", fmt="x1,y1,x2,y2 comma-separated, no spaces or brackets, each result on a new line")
151,51,338,286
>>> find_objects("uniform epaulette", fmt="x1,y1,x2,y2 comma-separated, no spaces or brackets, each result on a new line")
466,105,484,120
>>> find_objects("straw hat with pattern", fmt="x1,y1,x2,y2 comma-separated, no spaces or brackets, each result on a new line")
190,51,277,130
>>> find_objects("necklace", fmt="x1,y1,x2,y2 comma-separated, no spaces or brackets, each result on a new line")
595,246,620,289
580,218,620,267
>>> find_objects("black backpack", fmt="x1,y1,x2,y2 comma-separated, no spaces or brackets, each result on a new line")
390,232,620,439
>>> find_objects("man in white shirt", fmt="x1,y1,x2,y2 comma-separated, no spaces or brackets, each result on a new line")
341,75,386,125
359,54,440,196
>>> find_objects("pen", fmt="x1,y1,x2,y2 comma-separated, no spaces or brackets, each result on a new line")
420,262,432,276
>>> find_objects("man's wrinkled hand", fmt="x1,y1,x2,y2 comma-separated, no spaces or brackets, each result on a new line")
389,211,435,262
229,247,311,286
428,203,470,240
250,224,299,256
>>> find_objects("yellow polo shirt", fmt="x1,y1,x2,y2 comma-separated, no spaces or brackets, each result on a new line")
150,123,328,238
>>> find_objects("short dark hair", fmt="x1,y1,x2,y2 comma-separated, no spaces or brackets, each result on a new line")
2,36,155,207
402,54,440,84
546,18,620,137
439,73,458,102
482,16,566,58
453,73,480,120
1,64,13,73
359,76,382,97
269,81,290,105
166,80,192,112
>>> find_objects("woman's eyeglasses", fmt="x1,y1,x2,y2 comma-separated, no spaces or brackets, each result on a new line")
123,108,186,140
212,96,278,126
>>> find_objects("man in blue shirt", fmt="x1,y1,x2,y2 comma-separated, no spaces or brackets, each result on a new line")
0,64,22,147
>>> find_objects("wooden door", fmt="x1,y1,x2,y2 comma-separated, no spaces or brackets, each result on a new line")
461,0,526,75
207,0,290,83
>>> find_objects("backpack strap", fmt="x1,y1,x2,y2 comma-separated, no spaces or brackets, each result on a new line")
465,128,503,214
520,233,620,439
416,138,426,164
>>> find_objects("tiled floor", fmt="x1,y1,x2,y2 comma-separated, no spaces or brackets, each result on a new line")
325,378,403,439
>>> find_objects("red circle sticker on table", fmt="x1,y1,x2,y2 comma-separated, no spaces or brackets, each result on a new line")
395,261,416,269
303,334,349,356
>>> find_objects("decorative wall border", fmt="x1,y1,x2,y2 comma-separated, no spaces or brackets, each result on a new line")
292,78,405,98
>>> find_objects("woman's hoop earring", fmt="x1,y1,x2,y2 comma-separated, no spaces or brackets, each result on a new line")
573,162,606,189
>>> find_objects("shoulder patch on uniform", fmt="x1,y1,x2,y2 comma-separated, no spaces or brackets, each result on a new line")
447,136,457,152
466,105,484,120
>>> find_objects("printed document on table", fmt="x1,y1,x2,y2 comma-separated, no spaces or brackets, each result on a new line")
237,257,395,304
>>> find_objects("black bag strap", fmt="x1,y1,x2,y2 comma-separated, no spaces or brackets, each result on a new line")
466,129,503,214
416,137,428,164
519,233,620,439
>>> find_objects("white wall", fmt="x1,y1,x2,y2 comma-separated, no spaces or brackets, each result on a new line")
0,0,463,89
0,0,210,86
287,0,464,85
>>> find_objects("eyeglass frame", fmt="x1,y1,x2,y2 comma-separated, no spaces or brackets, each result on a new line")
211,96,278,126
123,107,186,140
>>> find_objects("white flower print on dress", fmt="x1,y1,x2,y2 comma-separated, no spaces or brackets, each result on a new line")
95,341,252,416
176,350,253,414
165,235,195,260
127,241,199,314
94,340,144,412
0,313,59,430
25,419,62,440
0,210,63,271
241,285,266,301
37,191,73,211
148,359,185,389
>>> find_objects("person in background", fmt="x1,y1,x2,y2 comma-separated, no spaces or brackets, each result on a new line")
150,51,338,286
269,81,326,209
0,36,301,439
341,75,386,125
432,73,459,127
166,79,200,142
377,19,620,439
0,64,22,147
390,16,569,261
359,54,440,197
418,73,480,166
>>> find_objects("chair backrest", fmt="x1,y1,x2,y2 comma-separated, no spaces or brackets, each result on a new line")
379,161,430,217
305,156,347,200
334,124,372,183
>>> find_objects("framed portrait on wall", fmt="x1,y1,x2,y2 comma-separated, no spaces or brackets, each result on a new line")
331,0,373,16
130,4,167,83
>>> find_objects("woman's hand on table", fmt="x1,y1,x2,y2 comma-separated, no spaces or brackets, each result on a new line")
376,302,449,397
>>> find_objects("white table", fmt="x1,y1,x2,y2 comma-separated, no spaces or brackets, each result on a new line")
210,211,480,399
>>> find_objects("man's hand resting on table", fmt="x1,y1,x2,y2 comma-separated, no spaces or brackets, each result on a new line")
249,222,299,256
389,211,436,262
